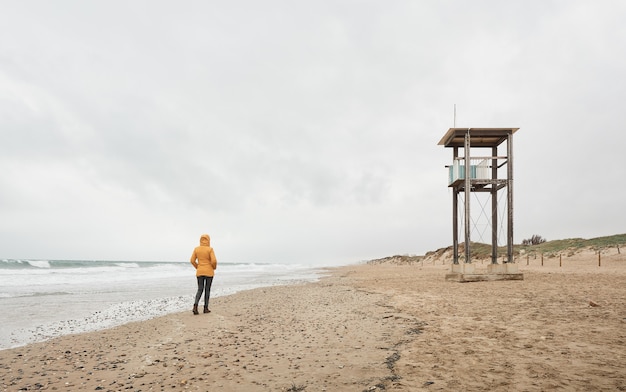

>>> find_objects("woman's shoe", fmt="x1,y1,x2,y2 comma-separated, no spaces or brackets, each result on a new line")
203,306,210,313
193,305,199,315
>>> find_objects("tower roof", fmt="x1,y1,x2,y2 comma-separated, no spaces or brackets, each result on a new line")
438,127,519,148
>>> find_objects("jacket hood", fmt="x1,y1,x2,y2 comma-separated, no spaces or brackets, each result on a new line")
200,234,211,246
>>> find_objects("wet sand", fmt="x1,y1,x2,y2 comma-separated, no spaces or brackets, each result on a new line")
1,249,624,391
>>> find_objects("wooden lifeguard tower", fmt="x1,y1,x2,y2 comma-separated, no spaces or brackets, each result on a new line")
438,128,523,282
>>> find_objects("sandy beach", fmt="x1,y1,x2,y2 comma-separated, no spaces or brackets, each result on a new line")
1,249,624,391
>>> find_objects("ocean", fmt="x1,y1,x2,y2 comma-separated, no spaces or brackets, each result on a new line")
0,259,324,350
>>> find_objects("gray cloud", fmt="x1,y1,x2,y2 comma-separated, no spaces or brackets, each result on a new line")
1,1,625,263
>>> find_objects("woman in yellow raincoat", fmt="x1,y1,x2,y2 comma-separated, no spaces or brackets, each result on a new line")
190,234,217,314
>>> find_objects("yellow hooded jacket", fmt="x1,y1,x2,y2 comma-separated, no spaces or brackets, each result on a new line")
190,234,217,277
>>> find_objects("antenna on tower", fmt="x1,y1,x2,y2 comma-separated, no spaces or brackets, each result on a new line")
453,104,457,128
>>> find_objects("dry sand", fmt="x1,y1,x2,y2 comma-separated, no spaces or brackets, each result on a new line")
1,249,624,391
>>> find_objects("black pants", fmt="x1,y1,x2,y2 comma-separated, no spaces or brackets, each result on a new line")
194,276,213,307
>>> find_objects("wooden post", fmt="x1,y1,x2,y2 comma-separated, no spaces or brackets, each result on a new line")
526,255,529,265
541,253,544,266
491,145,498,264
464,130,471,264
598,251,601,267
452,147,459,265
507,132,514,263
559,254,562,267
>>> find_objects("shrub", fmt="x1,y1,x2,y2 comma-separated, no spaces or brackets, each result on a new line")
522,234,547,246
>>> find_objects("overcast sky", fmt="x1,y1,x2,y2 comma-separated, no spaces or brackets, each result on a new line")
1,1,624,265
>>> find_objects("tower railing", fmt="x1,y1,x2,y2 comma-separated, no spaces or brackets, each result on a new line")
447,156,508,186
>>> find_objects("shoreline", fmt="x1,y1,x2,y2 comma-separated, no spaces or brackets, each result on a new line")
1,253,625,391
0,263,324,351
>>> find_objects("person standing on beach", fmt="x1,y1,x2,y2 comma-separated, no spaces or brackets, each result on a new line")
190,233,217,315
